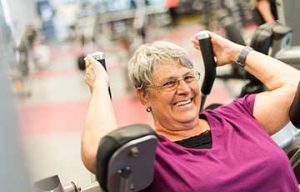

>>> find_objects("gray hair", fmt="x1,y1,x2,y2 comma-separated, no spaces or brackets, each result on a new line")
128,41,194,92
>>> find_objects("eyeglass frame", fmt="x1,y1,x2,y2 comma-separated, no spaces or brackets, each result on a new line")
147,70,201,92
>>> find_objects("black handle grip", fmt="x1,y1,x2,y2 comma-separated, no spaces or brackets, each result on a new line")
289,82,300,128
92,52,112,99
196,32,217,95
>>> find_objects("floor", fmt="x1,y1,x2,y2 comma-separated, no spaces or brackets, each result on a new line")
18,17,250,189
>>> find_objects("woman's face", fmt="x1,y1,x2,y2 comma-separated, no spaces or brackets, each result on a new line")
145,60,201,131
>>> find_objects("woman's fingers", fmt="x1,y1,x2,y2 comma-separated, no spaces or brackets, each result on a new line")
191,37,200,50
84,55,97,92
84,53,109,93
84,54,94,68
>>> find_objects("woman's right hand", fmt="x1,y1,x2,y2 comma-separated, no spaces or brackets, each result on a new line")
84,54,109,93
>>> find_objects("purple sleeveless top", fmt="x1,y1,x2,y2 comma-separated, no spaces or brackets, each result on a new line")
143,94,299,192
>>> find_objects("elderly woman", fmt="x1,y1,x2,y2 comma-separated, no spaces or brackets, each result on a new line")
82,31,300,191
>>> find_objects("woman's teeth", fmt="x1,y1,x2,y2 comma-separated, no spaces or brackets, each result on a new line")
176,99,192,106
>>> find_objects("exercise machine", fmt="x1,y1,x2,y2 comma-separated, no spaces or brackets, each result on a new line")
0,2,32,189
197,31,300,183
32,31,219,192
203,0,300,98
33,53,157,192
33,124,157,192
33,32,300,191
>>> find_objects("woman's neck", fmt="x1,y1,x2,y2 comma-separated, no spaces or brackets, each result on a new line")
155,119,210,141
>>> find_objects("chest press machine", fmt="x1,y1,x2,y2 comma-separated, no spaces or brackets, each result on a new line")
32,32,218,192
33,30,300,191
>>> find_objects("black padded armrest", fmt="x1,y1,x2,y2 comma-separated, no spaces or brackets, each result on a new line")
250,22,292,54
290,82,300,128
96,124,156,191
250,23,273,54
272,24,292,40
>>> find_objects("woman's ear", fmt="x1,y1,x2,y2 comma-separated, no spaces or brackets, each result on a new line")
136,89,149,106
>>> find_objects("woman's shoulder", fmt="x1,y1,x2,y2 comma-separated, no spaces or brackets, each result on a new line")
205,94,256,116
199,94,258,129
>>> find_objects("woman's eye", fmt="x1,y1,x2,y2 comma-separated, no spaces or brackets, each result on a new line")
184,75,195,82
163,80,176,88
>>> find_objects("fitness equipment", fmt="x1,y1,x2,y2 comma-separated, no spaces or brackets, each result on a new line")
275,0,300,45
216,8,248,84
33,31,300,190
96,124,157,192
282,82,300,183
272,79,300,152
242,21,300,97
239,22,292,97
33,29,216,190
271,0,300,70
195,31,300,183
196,31,217,112
0,22,32,191
33,30,217,190
204,1,300,97
232,20,300,181
290,82,300,129
201,0,250,35
75,10,98,72
33,124,157,192
247,0,300,71
33,51,157,192
91,52,112,99
201,0,250,82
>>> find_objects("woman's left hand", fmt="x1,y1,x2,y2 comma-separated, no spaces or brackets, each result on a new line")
191,30,244,66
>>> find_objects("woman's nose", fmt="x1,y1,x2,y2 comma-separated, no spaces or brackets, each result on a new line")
176,79,190,93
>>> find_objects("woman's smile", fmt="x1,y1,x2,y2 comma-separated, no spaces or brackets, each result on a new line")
174,98,192,106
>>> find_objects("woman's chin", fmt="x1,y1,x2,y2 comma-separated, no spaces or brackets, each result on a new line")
174,113,198,124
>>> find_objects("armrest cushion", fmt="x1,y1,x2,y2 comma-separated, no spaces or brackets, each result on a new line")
290,82,300,128
96,124,156,191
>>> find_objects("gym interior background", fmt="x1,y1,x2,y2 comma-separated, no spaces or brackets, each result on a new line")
0,0,299,191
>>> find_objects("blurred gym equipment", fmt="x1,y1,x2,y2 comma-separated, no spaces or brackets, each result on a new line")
33,124,157,192
0,1,31,190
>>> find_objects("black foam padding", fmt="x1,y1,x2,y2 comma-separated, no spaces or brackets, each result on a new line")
97,58,111,99
290,82,300,128
250,23,274,55
198,36,216,95
77,55,86,71
96,124,156,191
246,23,275,84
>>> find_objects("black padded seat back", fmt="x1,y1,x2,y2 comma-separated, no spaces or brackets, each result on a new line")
272,23,293,41
290,81,300,128
96,124,157,191
250,22,292,54
247,22,292,82
246,23,275,83
250,22,274,55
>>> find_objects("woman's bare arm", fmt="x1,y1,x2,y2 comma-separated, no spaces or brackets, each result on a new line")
81,55,118,173
192,31,300,135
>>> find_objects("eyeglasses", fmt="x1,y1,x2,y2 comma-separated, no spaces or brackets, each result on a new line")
148,71,201,92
